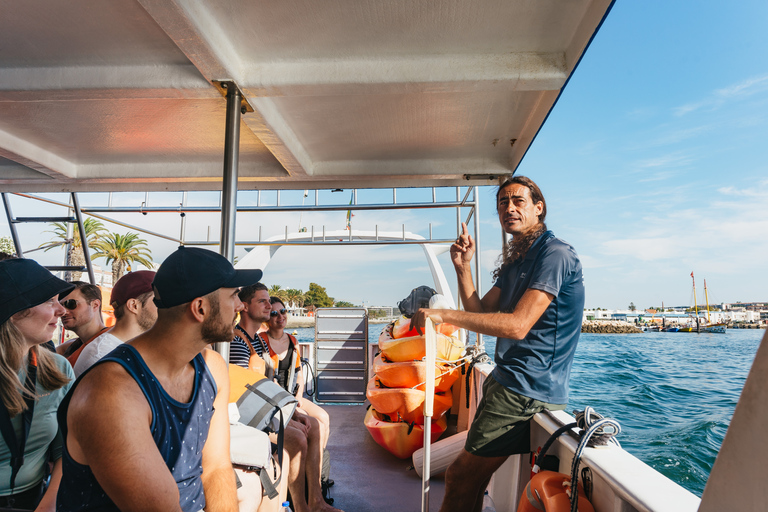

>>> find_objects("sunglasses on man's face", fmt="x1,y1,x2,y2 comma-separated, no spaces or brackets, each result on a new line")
60,299,83,310
270,308,287,317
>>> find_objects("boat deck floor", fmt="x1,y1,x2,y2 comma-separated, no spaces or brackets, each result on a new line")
323,403,447,512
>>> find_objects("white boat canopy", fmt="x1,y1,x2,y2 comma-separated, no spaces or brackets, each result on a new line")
1,0,614,193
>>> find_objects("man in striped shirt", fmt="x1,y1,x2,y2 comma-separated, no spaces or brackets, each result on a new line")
229,282,271,368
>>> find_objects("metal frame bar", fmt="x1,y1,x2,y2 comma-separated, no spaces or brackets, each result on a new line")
71,193,96,284
70,201,471,214
181,238,459,247
1,192,24,257
11,193,183,243
9,193,476,247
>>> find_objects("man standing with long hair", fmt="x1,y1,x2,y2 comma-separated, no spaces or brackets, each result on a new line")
411,176,585,512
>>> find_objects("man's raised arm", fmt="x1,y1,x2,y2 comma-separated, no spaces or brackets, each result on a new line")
412,288,554,340
450,222,495,313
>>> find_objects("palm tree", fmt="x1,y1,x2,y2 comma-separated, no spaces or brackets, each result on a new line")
285,288,304,309
268,285,288,301
0,236,15,256
43,218,107,280
90,232,153,283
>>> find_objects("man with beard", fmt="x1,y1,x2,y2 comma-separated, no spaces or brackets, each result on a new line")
73,270,158,376
57,281,109,365
57,247,262,512
411,176,585,512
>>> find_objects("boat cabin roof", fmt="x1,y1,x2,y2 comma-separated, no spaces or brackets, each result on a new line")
1,0,613,193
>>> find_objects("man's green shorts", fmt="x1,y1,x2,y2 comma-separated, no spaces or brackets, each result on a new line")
464,374,565,457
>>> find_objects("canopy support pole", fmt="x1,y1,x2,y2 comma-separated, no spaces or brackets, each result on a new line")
214,81,243,361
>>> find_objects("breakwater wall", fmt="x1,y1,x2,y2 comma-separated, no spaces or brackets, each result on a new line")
582,320,642,334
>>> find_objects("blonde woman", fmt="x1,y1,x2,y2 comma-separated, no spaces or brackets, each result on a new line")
0,259,75,511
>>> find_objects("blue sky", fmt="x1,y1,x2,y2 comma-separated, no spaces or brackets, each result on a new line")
3,0,767,310
514,0,768,309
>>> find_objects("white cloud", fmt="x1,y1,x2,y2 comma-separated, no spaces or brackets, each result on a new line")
715,75,768,98
601,237,683,261
674,74,768,116
577,253,607,270
626,107,658,120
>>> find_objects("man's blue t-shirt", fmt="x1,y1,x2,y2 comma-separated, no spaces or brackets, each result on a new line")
490,230,585,404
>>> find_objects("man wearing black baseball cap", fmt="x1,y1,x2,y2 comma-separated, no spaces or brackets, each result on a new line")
58,247,262,512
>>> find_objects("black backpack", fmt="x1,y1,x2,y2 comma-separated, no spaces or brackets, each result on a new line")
397,286,437,318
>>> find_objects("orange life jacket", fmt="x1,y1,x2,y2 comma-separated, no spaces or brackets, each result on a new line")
234,325,268,375
258,332,301,395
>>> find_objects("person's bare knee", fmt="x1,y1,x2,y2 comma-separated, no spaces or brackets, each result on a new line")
299,400,331,441
235,468,263,512
285,425,308,456
306,416,322,443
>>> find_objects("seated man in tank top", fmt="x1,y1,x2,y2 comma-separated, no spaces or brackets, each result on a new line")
57,247,263,512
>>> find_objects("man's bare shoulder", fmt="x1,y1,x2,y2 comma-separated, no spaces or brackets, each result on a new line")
202,348,228,377
201,348,231,395
69,362,149,420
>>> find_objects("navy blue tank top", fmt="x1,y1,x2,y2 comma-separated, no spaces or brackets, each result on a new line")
56,344,217,512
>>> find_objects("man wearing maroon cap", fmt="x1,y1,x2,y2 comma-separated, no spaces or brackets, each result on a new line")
73,271,157,377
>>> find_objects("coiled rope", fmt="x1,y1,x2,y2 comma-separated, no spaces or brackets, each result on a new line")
463,345,492,408
568,407,621,512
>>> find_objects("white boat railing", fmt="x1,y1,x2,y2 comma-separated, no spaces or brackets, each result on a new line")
466,363,701,512
318,323,703,512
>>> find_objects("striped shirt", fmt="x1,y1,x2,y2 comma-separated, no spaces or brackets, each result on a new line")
229,325,267,368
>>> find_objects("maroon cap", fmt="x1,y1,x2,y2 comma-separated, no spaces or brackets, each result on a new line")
110,270,156,307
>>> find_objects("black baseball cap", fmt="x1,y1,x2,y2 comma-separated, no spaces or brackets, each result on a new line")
152,247,263,309
0,259,76,325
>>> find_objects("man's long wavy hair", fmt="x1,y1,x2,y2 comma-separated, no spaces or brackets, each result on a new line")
0,313,71,416
492,176,548,281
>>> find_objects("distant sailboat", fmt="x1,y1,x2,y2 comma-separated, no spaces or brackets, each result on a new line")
702,278,727,333
679,272,726,333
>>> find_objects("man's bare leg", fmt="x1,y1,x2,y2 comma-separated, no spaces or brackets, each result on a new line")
284,425,311,512
303,416,342,512
299,399,331,450
260,430,296,512
438,449,508,512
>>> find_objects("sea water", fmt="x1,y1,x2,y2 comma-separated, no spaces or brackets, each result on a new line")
292,325,763,496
